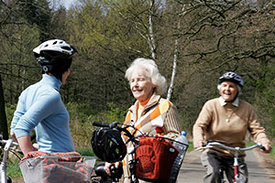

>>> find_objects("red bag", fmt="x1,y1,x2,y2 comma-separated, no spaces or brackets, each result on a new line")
135,136,179,182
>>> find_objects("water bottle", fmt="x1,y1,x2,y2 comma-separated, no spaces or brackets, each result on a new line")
173,131,188,150
169,131,188,183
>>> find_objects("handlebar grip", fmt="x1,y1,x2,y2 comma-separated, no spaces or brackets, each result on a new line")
260,145,266,151
92,121,110,127
110,164,115,173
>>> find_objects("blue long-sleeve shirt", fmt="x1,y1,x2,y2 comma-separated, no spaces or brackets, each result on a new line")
10,74,75,153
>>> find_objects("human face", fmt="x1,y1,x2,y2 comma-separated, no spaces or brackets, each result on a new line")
219,81,238,102
130,67,155,103
62,68,70,85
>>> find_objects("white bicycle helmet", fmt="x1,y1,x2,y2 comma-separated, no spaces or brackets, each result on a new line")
33,39,77,79
33,39,77,59
218,72,244,87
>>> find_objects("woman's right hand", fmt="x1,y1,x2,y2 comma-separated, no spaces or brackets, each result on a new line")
11,133,18,142
104,162,113,176
104,162,121,176
194,140,204,149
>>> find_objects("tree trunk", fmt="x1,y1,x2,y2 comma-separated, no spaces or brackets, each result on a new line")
167,4,186,100
0,74,9,139
167,38,178,100
149,0,156,60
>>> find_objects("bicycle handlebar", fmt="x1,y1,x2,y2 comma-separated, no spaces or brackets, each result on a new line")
0,138,19,149
92,121,119,129
196,141,265,152
0,134,23,157
92,121,139,144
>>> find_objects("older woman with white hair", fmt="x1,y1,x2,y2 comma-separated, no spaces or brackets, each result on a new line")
193,71,272,183
105,58,182,183
122,58,182,182
124,58,181,137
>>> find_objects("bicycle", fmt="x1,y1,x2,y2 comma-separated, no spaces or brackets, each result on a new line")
0,134,22,183
92,121,188,183
1,132,124,183
1,120,187,183
196,140,265,183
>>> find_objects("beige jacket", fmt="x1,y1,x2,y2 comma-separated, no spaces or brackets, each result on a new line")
193,97,270,157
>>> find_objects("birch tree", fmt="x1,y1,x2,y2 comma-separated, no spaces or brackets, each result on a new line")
167,3,186,100
148,0,157,60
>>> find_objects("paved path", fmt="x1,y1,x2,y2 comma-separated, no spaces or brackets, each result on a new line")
13,149,275,183
177,150,275,183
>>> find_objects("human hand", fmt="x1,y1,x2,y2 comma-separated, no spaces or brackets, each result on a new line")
194,140,204,150
104,162,120,176
262,144,272,153
104,162,113,176
10,133,18,142
33,143,39,151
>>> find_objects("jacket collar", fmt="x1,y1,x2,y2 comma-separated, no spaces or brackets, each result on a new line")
40,74,62,91
129,93,161,113
219,96,239,107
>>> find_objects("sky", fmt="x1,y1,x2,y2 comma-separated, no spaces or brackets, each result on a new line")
50,0,79,9
62,0,77,9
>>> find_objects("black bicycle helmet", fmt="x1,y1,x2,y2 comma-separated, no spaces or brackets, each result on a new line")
218,72,244,88
91,128,127,163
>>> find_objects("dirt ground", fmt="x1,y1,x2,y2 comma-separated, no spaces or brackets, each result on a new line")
11,149,275,183
253,148,275,180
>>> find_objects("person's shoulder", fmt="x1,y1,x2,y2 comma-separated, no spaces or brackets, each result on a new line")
19,81,41,96
159,97,173,106
204,98,219,106
37,85,61,101
239,100,254,109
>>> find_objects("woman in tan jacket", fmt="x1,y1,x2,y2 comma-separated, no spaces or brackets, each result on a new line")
193,72,272,183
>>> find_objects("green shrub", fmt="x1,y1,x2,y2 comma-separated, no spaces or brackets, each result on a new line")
66,102,126,150
5,104,17,129
76,148,95,156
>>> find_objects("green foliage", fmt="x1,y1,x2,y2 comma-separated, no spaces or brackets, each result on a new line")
1,0,274,144
5,105,17,129
66,102,97,122
66,102,126,149
253,65,275,138
18,0,52,41
5,156,22,178
270,144,275,159
76,148,95,156
97,103,127,123
7,162,22,178
186,141,193,152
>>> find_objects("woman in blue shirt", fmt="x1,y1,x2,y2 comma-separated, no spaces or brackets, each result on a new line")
10,39,77,156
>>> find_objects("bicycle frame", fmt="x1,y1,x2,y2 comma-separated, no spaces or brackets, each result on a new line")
92,121,186,183
196,141,264,183
0,138,18,183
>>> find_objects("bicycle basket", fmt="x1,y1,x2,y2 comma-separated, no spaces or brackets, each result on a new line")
135,136,179,182
19,155,96,183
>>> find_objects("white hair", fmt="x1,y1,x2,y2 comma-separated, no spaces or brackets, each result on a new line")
125,58,167,95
